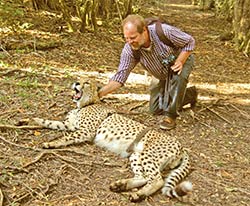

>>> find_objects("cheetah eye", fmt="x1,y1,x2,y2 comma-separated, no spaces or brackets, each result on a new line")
83,82,91,89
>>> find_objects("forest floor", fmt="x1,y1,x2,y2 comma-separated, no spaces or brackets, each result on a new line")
0,0,250,206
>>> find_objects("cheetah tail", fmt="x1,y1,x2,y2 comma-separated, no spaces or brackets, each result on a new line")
169,181,193,197
161,150,192,198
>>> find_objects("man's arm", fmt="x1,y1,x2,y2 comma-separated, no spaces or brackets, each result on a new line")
98,80,122,98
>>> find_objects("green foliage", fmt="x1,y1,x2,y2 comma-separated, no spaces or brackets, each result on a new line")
215,0,234,20
0,1,28,31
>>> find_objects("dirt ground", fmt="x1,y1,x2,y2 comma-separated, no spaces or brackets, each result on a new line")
0,1,249,206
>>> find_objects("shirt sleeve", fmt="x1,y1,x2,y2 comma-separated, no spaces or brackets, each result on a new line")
162,24,195,52
110,44,138,84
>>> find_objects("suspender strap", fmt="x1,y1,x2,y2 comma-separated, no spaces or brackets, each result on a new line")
155,21,176,49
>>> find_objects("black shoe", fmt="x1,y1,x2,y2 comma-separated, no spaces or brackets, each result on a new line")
181,86,198,108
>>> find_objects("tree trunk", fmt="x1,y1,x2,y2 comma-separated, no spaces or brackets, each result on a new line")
198,0,215,10
123,0,133,18
91,0,98,32
233,0,250,56
59,0,75,32
79,0,92,33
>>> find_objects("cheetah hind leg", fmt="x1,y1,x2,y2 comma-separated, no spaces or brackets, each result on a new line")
110,152,147,193
110,177,147,193
129,174,164,202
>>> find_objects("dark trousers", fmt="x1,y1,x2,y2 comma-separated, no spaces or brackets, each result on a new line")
149,55,195,118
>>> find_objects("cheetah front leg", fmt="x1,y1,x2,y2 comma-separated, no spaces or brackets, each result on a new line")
110,152,147,192
33,109,79,131
43,129,95,148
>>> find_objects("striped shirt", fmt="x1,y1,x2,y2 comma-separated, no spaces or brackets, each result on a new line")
111,23,195,84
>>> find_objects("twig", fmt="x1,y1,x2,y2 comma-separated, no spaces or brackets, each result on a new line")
21,149,92,169
116,109,141,115
0,109,22,117
0,124,44,130
229,104,250,119
22,151,48,168
0,166,28,175
49,193,87,204
206,107,231,124
47,148,92,157
60,163,84,176
193,116,215,129
0,43,11,57
52,152,96,166
7,177,58,206
197,99,222,114
52,152,122,167
48,102,57,109
0,135,42,152
128,100,148,111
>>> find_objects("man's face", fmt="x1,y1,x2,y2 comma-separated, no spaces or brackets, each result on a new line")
123,23,146,50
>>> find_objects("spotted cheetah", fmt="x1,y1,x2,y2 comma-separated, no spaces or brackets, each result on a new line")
33,79,193,202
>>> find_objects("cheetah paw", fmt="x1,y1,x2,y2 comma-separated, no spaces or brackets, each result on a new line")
33,118,44,126
42,142,54,149
129,193,146,202
110,181,127,192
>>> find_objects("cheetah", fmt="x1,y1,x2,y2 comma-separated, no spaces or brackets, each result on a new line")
33,78,193,202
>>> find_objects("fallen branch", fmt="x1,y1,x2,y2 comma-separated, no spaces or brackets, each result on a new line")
0,124,44,130
3,40,62,51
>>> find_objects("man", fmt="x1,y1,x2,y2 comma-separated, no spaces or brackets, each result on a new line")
98,14,197,130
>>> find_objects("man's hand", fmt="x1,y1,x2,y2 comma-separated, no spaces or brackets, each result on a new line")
171,51,192,75
98,80,122,98
171,60,183,75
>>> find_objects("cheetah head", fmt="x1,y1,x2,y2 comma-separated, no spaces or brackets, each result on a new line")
72,78,100,108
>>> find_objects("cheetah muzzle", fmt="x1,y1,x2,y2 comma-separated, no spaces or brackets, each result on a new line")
33,78,193,202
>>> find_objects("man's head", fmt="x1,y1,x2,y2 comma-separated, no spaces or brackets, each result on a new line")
122,14,150,50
